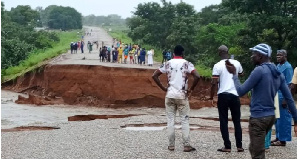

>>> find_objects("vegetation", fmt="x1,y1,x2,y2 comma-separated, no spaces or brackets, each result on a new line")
126,0,297,78
2,31,79,82
1,2,82,82
40,5,82,30
83,14,126,27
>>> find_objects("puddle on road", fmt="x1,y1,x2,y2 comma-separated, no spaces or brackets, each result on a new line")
2,126,60,132
68,114,142,121
121,123,249,133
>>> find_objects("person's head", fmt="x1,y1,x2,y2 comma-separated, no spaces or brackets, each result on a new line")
218,45,229,58
276,49,287,64
249,43,272,65
174,45,184,56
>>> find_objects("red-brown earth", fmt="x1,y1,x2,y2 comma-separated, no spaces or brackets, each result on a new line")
2,64,250,108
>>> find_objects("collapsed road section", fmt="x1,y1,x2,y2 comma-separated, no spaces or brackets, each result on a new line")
2,64,249,108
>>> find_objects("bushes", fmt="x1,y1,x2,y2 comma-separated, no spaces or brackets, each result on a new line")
2,31,79,82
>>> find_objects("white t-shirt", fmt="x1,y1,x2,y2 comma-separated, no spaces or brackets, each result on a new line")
159,57,195,99
212,59,243,96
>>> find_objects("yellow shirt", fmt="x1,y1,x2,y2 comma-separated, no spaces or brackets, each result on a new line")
118,48,123,55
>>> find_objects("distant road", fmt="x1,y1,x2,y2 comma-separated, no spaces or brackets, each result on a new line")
49,26,161,69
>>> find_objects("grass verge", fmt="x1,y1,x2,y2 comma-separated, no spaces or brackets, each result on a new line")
2,30,82,82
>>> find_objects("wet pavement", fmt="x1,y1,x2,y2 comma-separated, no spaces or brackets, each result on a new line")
1,90,251,130
1,90,297,159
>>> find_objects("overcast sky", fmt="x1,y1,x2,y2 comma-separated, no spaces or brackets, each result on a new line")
2,0,222,19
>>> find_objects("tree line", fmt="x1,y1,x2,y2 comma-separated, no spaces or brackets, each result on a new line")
126,0,297,77
83,14,126,27
1,2,82,69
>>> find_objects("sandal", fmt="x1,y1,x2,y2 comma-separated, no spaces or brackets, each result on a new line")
271,138,278,143
168,146,175,151
271,141,286,146
217,147,231,152
183,146,196,152
237,148,244,152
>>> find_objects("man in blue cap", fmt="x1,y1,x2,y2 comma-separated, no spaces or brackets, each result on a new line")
225,43,297,159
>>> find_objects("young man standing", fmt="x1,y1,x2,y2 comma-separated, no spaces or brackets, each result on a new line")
225,43,297,159
152,45,200,152
210,45,244,153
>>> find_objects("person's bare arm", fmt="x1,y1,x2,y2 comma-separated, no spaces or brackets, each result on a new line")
188,70,200,97
152,70,167,92
210,76,219,100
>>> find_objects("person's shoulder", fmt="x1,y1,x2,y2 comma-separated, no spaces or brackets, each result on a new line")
230,59,240,63
285,61,293,68
253,65,264,73
213,60,224,67
231,59,243,67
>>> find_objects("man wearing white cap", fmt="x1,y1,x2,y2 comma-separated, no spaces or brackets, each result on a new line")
225,43,297,159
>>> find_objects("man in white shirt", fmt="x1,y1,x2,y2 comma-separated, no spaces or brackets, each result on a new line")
210,45,244,152
152,45,200,152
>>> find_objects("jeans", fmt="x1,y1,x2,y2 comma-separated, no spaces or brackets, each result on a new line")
165,97,190,146
249,115,275,159
217,93,242,149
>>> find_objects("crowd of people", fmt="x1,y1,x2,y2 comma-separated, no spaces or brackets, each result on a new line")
70,40,84,54
70,37,156,66
98,42,155,66
152,44,297,159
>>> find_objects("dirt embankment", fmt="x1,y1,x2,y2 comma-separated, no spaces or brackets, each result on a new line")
2,64,249,108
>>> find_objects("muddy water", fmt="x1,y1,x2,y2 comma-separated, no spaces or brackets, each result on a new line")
1,90,126,129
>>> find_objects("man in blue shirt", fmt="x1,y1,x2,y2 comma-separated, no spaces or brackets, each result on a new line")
271,49,294,146
225,43,297,159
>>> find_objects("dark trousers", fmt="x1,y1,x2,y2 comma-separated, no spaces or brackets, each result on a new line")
217,93,242,149
100,54,105,62
249,116,275,159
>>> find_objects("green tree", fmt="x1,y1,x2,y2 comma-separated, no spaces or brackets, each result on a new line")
222,0,297,68
1,2,60,69
8,5,40,26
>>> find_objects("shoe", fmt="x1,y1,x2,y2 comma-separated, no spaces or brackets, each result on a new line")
237,148,244,152
217,147,231,152
183,146,196,152
271,141,286,146
168,146,175,151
